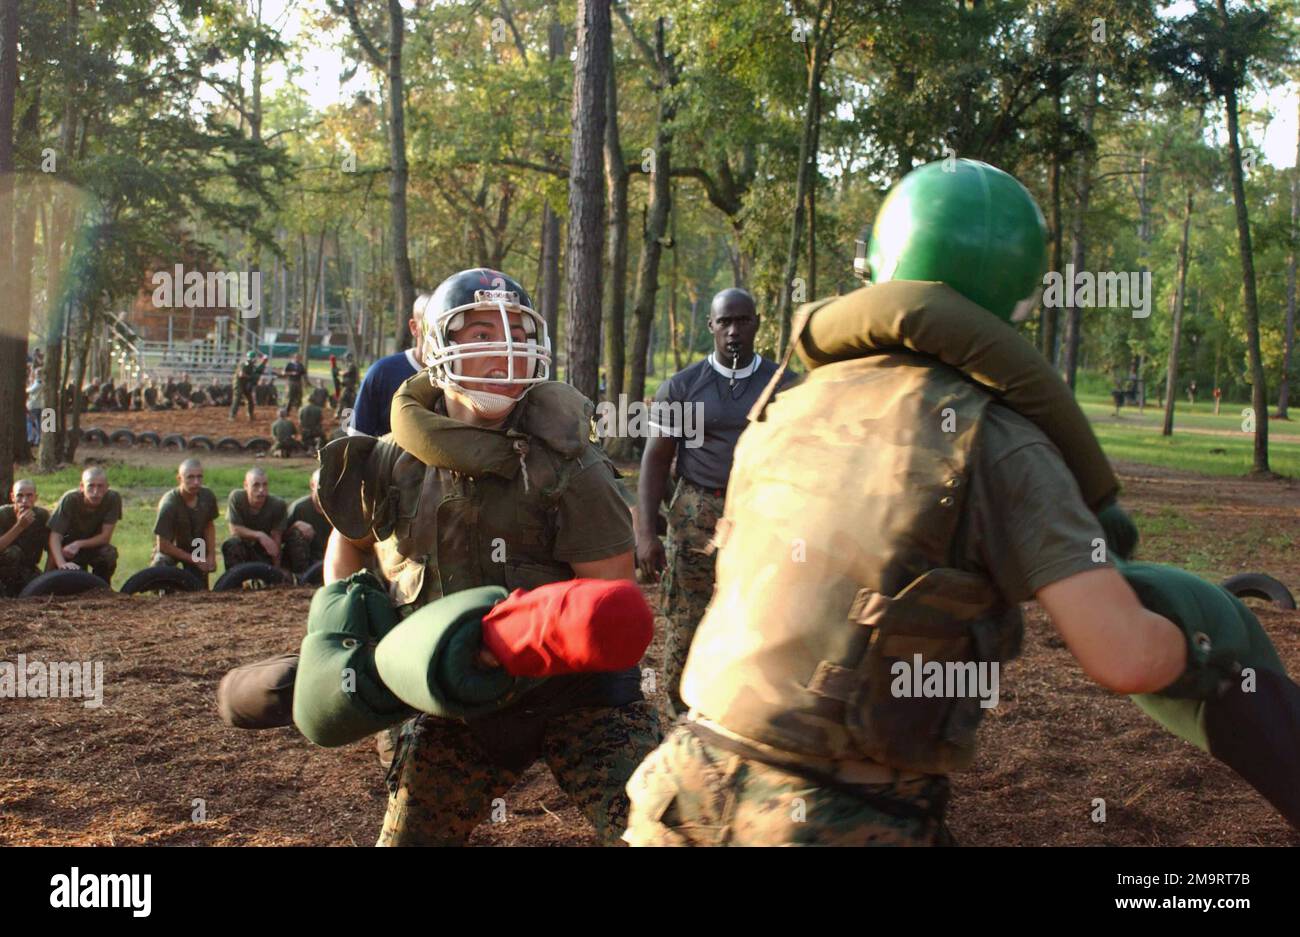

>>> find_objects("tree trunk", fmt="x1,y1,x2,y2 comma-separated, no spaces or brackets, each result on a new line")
603,38,628,407
1221,77,1269,472
1062,72,1097,391
627,138,672,404
539,19,565,346
563,0,611,401
0,0,19,494
775,0,834,352
668,186,681,373
1042,74,1061,364
1161,189,1194,436
1278,95,1299,419
298,231,311,362
385,0,416,350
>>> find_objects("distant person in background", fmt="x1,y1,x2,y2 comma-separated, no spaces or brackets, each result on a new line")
347,294,430,437
26,373,42,447
281,352,307,415
335,352,360,418
230,351,269,422
270,407,299,458
151,458,218,586
329,353,341,407
48,466,121,584
299,400,325,452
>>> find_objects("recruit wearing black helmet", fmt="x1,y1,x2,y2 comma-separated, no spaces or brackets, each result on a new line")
419,268,551,418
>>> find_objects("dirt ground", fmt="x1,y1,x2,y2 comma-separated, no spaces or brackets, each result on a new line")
2,460,1298,846
74,402,344,445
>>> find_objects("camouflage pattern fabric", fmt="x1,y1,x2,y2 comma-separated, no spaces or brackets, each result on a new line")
68,544,118,585
624,725,953,847
220,536,275,569
0,546,40,596
377,700,661,847
283,527,320,576
661,480,724,719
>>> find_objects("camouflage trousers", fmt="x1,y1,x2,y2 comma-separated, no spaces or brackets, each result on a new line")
0,547,39,597
661,480,724,718
378,700,662,846
624,724,954,846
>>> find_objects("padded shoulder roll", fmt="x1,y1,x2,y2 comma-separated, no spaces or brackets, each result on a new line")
292,571,415,747
795,280,1119,510
374,585,543,720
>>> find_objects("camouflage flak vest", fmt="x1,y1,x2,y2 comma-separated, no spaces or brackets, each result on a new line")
682,353,1023,775
365,432,606,615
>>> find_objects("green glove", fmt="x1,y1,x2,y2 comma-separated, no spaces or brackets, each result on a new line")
374,585,543,720
293,571,415,748
1120,562,1283,702
1095,500,1138,562
1121,561,1300,828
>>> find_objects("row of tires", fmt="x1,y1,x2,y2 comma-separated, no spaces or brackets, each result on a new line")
78,427,279,454
14,560,325,599
11,564,1297,613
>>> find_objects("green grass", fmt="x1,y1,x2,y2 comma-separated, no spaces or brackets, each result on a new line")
25,461,316,590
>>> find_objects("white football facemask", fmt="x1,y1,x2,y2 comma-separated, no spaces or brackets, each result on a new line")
422,289,552,397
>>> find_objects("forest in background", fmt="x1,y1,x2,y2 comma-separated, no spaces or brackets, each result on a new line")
1,0,1298,490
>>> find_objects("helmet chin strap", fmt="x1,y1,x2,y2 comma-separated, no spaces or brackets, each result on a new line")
441,380,525,419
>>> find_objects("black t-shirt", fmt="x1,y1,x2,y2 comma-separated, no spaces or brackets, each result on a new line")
652,355,796,490
282,361,306,387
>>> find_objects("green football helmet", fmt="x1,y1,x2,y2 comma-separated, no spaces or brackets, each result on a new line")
861,159,1048,322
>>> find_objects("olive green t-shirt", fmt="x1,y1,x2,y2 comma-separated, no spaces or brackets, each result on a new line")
287,495,331,544
957,403,1112,605
552,459,636,564
154,487,219,549
49,489,123,542
226,489,288,535
0,505,51,568
300,403,323,431
271,418,297,443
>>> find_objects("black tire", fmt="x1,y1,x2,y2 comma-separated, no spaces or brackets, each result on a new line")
18,569,111,598
136,430,162,448
81,427,108,446
109,429,136,447
1221,573,1297,610
161,433,187,451
215,436,244,453
213,562,291,592
119,565,204,596
297,560,325,587
187,434,214,451
246,437,273,454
